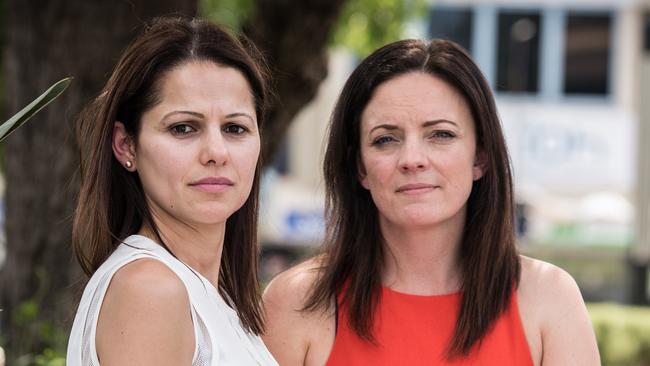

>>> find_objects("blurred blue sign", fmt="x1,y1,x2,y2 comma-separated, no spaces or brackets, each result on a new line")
283,210,324,243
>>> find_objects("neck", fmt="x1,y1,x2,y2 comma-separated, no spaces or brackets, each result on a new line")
139,210,225,289
379,209,466,296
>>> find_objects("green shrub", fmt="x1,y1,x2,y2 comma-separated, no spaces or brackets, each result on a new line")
589,303,650,366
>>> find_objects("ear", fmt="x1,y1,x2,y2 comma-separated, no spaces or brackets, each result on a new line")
472,149,487,181
112,121,137,172
357,155,370,190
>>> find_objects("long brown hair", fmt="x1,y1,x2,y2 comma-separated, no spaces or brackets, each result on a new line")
305,39,520,357
72,16,269,334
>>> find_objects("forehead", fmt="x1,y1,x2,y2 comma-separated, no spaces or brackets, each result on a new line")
360,72,473,129
156,60,254,107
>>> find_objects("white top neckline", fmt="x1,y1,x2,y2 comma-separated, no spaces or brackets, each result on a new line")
66,234,278,366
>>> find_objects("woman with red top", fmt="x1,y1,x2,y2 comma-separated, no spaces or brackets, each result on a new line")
262,39,600,365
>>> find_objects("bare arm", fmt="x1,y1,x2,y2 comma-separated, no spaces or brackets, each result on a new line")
262,259,335,366
96,258,195,365
519,257,600,366
540,266,600,365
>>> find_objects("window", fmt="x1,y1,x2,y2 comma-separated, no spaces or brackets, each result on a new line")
564,13,611,95
496,11,541,93
428,7,473,53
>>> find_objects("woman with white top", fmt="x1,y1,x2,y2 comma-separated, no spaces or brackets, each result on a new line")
67,17,278,366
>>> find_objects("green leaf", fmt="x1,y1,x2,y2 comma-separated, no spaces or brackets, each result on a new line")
0,77,72,142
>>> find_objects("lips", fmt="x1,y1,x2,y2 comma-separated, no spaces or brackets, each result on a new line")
189,176,234,193
396,183,438,194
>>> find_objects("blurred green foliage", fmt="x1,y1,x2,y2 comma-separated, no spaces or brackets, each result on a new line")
7,299,67,366
32,349,65,366
590,303,650,366
13,348,65,366
331,0,427,56
200,0,428,57
200,0,255,31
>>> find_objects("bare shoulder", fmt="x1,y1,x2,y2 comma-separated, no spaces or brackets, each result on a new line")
518,256,600,365
102,258,192,319
518,256,587,329
111,257,188,293
96,258,194,365
519,256,580,300
263,256,335,366
264,256,324,310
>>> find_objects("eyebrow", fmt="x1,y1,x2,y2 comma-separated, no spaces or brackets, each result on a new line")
226,112,256,123
161,110,255,123
368,119,458,135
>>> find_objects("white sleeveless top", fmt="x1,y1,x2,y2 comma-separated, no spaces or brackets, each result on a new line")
67,235,278,366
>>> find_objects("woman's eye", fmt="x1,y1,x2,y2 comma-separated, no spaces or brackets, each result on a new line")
372,135,397,146
170,124,196,135
224,124,248,135
431,130,455,140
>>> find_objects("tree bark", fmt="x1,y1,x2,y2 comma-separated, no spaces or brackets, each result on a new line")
244,0,348,165
0,0,196,357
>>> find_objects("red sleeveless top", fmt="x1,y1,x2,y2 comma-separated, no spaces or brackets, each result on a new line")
326,287,534,365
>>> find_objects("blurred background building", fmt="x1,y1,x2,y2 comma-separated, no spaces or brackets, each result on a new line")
259,0,650,306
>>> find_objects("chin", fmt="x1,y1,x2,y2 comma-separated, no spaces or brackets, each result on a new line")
398,216,444,228
397,207,462,227
188,209,232,225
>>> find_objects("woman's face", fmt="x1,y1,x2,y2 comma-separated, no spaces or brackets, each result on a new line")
132,61,259,228
359,72,484,230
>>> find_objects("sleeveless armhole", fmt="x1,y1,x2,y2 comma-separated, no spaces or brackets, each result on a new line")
511,290,535,366
80,255,211,366
191,307,212,365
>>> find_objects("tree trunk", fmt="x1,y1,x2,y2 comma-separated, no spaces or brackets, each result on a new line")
0,0,196,357
244,0,348,165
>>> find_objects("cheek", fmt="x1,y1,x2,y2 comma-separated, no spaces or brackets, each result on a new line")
137,142,191,194
360,144,390,176
440,152,476,194
233,139,260,183
362,158,398,208
361,155,390,189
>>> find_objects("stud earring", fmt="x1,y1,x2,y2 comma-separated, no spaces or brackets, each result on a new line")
125,160,133,169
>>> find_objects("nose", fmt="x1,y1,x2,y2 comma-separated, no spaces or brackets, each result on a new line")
199,126,229,166
398,139,428,173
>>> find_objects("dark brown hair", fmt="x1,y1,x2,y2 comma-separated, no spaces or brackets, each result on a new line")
305,39,520,357
72,16,269,334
